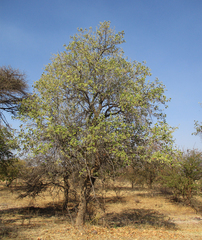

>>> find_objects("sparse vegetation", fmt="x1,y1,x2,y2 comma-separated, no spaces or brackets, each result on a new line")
1,22,202,239
161,149,202,204
0,181,202,239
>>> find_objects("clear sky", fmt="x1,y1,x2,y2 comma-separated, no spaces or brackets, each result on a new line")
1,0,202,150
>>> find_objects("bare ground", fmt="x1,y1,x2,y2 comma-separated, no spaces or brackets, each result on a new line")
0,182,202,240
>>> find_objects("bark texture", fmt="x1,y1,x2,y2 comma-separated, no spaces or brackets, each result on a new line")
63,175,70,210
75,175,96,227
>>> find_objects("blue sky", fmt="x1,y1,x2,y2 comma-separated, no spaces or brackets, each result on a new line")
1,0,202,150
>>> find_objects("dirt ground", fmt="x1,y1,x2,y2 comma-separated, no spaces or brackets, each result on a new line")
0,182,202,240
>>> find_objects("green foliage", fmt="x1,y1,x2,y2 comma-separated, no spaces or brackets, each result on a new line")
161,149,202,203
0,65,28,184
0,126,19,185
193,103,202,137
194,121,202,137
15,23,177,225
18,22,174,170
125,121,177,189
16,21,177,225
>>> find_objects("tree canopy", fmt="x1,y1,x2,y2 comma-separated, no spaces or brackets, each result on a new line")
0,66,28,184
0,125,18,184
0,66,28,125
194,104,202,136
17,21,175,225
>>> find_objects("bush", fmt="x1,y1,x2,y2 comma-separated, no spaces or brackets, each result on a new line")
0,126,20,186
161,149,202,203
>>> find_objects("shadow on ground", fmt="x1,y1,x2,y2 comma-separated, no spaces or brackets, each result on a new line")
0,204,68,239
0,203,176,238
104,208,176,229
0,218,42,239
0,204,65,217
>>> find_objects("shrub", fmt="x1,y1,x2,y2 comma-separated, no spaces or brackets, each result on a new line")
161,149,202,203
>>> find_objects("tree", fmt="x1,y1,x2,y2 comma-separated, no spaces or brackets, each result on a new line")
0,125,19,185
0,66,28,184
18,21,174,226
193,102,202,137
161,149,202,204
125,122,176,188
0,66,28,125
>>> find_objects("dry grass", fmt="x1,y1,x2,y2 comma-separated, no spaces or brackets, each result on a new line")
0,181,202,239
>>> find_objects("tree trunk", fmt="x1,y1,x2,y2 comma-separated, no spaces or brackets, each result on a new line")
63,175,69,210
75,183,87,227
76,152,100,227
75,176,96,227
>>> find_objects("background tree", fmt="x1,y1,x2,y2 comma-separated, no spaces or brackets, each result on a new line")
161,149,202,204
16,151,71,210
0,66,28,184
18,21,175,226
0,66,28,125
125,122,176,188
193,102,202,137
0,125,19,185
